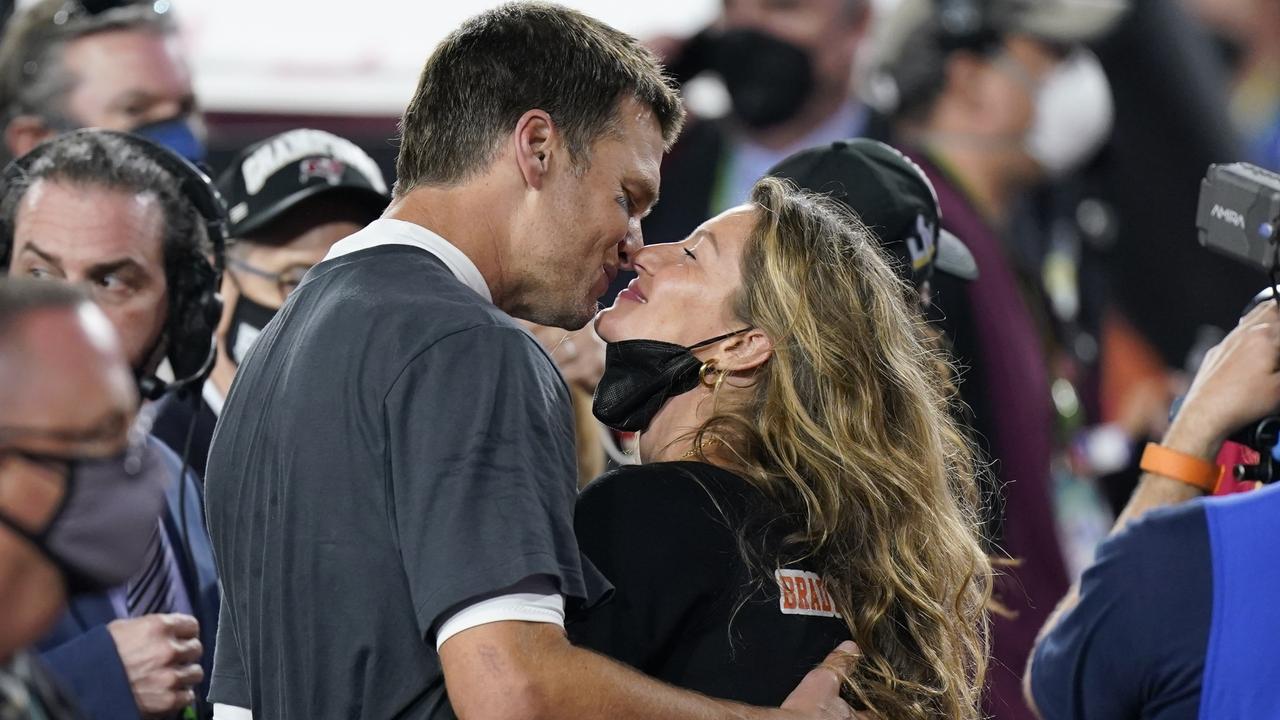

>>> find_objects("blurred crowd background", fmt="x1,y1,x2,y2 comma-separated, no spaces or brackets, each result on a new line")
2,0,1279,718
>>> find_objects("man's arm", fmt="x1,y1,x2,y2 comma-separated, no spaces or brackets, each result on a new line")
1025,300,1280,713
440,621,858,720
40,614,202,720
40,624,142,720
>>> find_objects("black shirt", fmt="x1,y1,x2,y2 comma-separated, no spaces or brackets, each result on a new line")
569,461,850,705
205,234,607,719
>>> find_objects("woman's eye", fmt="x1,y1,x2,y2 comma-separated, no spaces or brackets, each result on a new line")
683,248,697,261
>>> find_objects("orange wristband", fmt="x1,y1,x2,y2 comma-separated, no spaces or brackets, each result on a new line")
1139,442,1223,493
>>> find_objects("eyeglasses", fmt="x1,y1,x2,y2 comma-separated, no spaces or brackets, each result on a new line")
227,257,312,298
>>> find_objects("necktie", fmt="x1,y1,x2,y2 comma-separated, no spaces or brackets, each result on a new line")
126,522,177,617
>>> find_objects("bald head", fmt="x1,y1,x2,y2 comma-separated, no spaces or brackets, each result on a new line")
0,279,136,450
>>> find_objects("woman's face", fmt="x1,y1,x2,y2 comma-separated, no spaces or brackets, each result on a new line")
595,205,757,346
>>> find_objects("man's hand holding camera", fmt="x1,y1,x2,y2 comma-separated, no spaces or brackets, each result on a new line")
1117,300,1280,527
1165,299,1280,460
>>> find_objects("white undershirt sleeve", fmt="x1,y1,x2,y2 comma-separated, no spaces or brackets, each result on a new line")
212,704,254,720
435,591,565,651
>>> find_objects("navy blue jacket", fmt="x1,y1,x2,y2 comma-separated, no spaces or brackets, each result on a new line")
1030,483,1280,718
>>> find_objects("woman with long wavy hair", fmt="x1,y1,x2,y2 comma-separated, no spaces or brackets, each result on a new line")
569,175,992,719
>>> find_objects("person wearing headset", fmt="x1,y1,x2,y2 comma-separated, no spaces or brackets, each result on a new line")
151,128,388,483
0,130,222,720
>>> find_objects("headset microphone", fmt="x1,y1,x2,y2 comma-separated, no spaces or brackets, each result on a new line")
0,129,226,720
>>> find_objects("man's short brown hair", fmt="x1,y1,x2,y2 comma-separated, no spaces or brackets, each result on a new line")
394,1,685,194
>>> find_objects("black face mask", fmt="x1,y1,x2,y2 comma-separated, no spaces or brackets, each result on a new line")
225,294,278,367
711,29,816,130
592,328,751,432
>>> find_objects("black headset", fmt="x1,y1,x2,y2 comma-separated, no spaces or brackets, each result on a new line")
0,129,226,401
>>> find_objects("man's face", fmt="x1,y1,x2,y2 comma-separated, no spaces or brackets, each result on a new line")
512,96,665,330
8,180,168,370
721,0,866,96
62,28,198,132
228,218,361,309
0,303,136,657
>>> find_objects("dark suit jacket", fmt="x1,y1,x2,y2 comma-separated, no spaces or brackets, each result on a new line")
152,392,218,483
36,437,220,720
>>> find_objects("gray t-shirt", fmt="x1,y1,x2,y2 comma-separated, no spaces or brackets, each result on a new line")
205,241,604,718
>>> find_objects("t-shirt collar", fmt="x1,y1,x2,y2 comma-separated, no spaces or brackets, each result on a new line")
203,378,226,418
322,218,493,303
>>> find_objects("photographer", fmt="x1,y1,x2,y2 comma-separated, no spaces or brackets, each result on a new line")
1026,298,1280,718
1,130,220,720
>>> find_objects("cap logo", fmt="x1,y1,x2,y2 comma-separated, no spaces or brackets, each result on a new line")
240,128,388,196
299,157,347,187
908,214,938,270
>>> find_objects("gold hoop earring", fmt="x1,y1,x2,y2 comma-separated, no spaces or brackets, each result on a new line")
698,359,718,388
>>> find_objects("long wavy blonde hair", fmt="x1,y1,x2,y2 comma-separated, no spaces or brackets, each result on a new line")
692,177,992,718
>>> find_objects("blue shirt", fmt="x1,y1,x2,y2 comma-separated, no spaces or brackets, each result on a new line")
1030,483,1280,719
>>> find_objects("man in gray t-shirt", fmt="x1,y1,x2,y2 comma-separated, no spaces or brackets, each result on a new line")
208,233,592,717
205,4,855,719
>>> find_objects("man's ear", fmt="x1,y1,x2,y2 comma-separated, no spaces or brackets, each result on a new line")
714,328,773,375
4,115,57,159
513,109,557,191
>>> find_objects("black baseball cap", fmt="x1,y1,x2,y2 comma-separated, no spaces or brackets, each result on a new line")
768,138,978,289
218,128,389,239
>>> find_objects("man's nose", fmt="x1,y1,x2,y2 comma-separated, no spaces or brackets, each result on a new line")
618,219,644,271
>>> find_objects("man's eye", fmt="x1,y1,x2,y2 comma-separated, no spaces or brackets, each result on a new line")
96,273,128,292
26,266,55,280
683,248,697,261
616,194,632,213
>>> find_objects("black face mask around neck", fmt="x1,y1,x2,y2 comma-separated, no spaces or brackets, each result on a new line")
592,328,750,432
